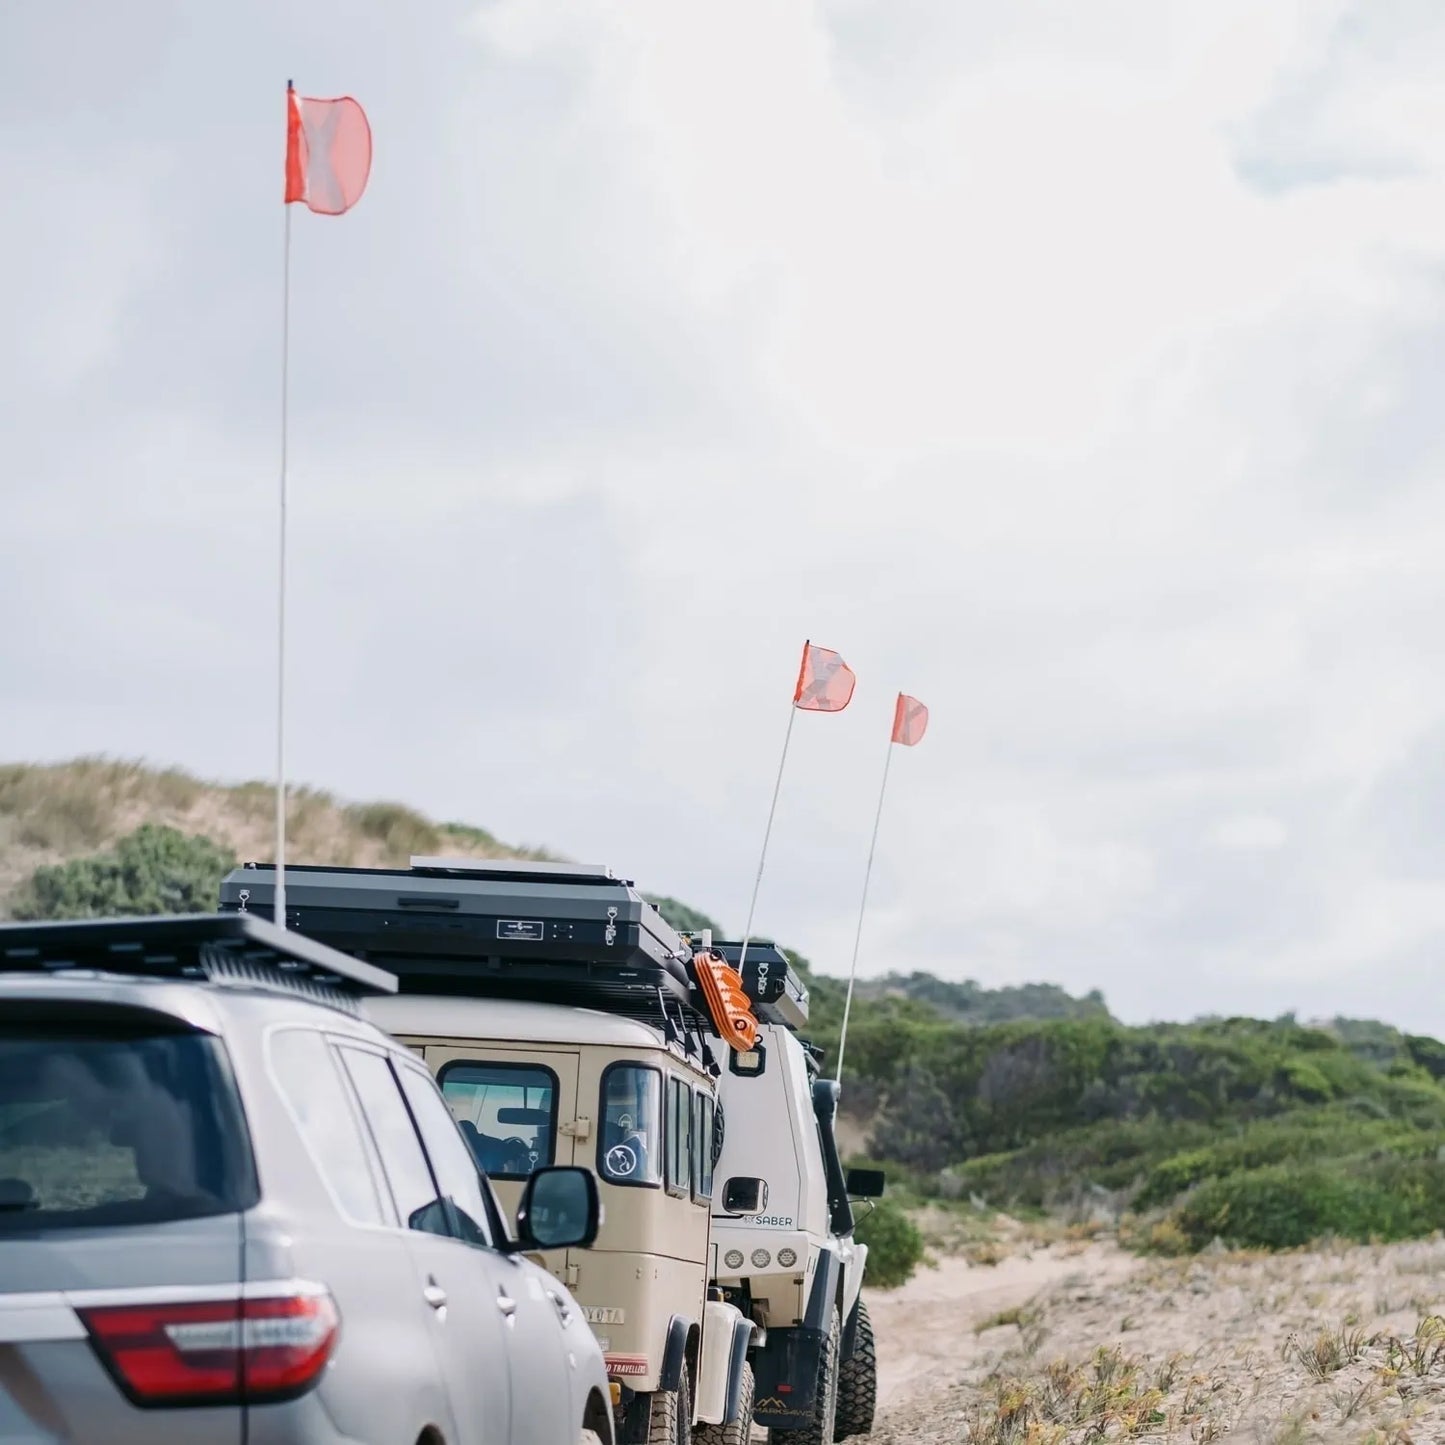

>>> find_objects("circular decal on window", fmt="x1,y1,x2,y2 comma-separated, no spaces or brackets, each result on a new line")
606,1143,639,1177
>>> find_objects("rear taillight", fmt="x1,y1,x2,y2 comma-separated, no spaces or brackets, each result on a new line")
78,1288,339,1407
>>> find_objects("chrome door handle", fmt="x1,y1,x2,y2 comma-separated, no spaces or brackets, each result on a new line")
423,1284,448,1311
496,1291,517,1319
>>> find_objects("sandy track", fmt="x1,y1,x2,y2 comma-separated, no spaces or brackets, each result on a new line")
868,1237,1445,1443
867,1243,1137,1408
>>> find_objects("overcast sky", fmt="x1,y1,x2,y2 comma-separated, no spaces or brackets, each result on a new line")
5,1,1445,1031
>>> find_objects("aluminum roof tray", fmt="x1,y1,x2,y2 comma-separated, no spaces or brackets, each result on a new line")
0,912,397,997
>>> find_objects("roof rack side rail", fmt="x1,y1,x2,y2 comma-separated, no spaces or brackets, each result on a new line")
0,914,397,1001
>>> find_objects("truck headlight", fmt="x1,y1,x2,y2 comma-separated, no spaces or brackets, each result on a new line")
724,1250,744,1271
751,1249,771,1269
777,1247,798,1268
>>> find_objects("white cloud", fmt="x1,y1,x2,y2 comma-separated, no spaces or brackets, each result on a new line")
7,0,1445,1031
1210,816,1289,851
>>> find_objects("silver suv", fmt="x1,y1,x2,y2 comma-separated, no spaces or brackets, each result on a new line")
0,914,615,1445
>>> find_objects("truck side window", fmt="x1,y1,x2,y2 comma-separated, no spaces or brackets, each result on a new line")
666,1078,692,1198
692,1093,714,1204
438,1061,558,1180
598,1063,662,1187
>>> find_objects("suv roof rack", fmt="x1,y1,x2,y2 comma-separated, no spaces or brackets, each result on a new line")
0,914,398,1002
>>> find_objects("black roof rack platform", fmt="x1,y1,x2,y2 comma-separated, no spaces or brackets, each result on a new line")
0,913,397,998
709,942,809,1029
218,861,696,1017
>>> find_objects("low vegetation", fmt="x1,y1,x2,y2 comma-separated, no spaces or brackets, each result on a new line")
851,1196,925,1289
817,1005,1445,1253
13,824,236,920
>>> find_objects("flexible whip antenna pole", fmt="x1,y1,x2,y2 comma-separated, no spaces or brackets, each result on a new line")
737,696,799,976
835,735,894,1086
274,109,294,932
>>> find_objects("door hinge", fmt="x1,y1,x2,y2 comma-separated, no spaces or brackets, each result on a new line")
559,1117,591,1141
564,1263,580,1286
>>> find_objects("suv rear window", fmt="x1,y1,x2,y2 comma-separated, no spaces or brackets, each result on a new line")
0,1025,257,1232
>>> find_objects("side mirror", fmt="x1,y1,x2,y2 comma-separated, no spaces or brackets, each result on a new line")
721,1176,769,1215
845,1168,885,1199
511,1166,602,1251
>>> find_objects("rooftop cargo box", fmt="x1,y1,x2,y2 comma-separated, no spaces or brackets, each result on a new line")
709,941,809,1030
218,858,697,1014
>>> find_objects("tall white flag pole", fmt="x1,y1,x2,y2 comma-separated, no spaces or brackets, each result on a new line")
737,697,800,977
271,81,373,930
835,735,894,1086
274,82,295,931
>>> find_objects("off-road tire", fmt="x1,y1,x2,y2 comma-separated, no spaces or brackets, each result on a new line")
625,1363,693,1445
833,1300,876,1440
771,1309,839,1445
695,1361,754,1445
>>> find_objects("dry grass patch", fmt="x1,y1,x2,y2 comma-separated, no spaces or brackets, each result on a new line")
0,757,559,916
1282,1323,1370,1381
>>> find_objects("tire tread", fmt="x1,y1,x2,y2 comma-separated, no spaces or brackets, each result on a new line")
834,1300,877,1440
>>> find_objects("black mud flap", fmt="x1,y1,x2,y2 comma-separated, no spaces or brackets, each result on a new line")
840,1293,861,1362
752,1324,826,1428
752,1247,840,1429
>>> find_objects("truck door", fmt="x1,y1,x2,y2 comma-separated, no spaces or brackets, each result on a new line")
427,1045,583,1213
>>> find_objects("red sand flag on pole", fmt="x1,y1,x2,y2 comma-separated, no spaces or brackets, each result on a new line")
794,642,857,713
272,82,372,934
836,692,930,1085
285,85,372,215
738,640,857,973
892,693,929,747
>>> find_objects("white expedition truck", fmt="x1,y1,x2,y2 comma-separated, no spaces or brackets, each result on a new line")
700,941,883,1445
219,859,772,1445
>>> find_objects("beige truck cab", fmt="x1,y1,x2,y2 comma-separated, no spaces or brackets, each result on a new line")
220,858,765,1445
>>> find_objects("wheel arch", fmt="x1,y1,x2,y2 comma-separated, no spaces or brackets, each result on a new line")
583,1386,615,1445
660,1313,697,1394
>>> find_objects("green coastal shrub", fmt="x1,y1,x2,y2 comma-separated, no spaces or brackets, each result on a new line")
1172,1154,1445,1251
14,824,236,920
855,1197,925,1289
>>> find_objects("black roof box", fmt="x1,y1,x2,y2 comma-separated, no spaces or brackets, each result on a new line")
218,859,697,1016
709,941,809,1030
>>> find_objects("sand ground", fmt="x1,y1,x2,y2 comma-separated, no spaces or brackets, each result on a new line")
866,1235,1445,1443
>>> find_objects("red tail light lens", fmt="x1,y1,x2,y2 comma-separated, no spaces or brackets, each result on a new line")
79,1288,339,1407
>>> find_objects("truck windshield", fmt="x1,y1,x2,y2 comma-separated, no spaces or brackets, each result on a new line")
0,1024,256,1232
439,1061,557,1180
598,1063,662,1186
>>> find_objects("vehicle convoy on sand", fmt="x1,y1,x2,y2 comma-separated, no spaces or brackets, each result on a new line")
704,941,883,1445
220,858,771,1445
0,913,613,1445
